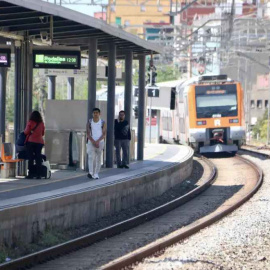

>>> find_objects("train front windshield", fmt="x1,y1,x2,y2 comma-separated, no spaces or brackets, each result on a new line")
195,84,238,119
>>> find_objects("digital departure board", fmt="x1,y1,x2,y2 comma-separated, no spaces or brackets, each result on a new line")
33,49,81,69
0,49,11,67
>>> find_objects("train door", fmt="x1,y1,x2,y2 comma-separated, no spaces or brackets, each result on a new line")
184,93,190,145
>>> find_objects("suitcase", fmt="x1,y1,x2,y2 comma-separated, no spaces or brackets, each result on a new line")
31,159,52,179
40,160,51,179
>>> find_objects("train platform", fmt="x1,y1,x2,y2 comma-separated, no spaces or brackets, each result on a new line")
1,143,173,194
0,144,194,247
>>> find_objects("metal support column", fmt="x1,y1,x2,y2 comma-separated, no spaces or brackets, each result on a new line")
14,44,21,144
67,77,75,100
0,68,7,142
22,42,28,127
48,76,56,99
87,38,97,118
124,50,133,126
26,41,33,119
106,42,116,168
137,55,146,160
86,38,97,172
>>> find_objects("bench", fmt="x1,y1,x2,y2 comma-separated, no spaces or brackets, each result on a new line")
0,143,22,178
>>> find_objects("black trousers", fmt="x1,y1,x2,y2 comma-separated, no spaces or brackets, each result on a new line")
26,142,44,176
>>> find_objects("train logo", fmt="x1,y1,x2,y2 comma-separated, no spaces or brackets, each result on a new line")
214,119,221,127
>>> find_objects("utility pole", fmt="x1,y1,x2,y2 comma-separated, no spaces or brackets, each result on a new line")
266,70,270,145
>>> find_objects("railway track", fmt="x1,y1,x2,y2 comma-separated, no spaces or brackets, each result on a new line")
99,155,262,270
241,144,270,158
0,155,262,270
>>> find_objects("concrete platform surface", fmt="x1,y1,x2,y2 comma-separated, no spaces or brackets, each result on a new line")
0,144,193,246
0,144,191,209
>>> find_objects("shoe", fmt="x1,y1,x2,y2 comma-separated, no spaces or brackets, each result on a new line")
36,176,41,179
117,165,123,168
123,165,129,169
87,173,93,179
93,173,99,179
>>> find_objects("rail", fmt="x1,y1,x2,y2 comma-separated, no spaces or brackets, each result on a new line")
0,156,216,270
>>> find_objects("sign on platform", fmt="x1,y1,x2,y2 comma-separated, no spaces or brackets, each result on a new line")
146,117,157,126
147,86,159,97
0,48,11,67
33,49,81,69
134,86,160,97
39,66,122,79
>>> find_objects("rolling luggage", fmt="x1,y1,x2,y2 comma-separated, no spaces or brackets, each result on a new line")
31,157,52,179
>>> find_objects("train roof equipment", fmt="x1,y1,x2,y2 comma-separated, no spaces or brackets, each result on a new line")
198,75,234,84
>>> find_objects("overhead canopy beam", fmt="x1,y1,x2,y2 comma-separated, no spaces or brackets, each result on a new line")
0,11,47,20
0,0,162,56
9,20,80,32
0,16,67,28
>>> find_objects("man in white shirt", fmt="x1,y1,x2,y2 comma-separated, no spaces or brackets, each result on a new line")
86,108,106,179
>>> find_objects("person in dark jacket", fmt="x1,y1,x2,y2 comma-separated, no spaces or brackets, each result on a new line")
24,111,45,179
114,110,131,168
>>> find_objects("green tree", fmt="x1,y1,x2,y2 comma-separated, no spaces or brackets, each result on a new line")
132,63,181,86
252,110,268,139
156,65,181,83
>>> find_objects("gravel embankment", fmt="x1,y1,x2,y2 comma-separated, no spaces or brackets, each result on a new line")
134,152,270,270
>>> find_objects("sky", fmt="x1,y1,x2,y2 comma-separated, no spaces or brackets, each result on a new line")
45,0,104,17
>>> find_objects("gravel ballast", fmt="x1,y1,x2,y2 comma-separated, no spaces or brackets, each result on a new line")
134,152,269,270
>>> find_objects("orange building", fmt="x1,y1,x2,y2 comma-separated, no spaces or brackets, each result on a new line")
106,0,171,37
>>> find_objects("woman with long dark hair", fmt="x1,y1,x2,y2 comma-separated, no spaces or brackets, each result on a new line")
24,111,45,179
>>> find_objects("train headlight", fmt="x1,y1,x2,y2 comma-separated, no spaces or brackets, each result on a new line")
229,119,239,123
197,121,207,125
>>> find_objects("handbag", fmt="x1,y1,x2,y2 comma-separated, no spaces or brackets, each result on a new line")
16,123,39,152
16,132,26,147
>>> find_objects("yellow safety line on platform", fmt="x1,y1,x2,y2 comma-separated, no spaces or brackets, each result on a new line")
0,144,168,194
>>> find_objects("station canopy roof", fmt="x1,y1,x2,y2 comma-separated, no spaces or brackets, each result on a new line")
0,0,163,58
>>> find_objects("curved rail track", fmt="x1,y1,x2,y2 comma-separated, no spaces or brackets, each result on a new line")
102,155,262,270
0,155,262,270
241,144,270,159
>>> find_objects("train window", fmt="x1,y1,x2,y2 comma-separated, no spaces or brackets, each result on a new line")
250,100,255,109
257,100,263,109
170,88,176,110
195,84,238,119
179,118,185,133
265,100,269,109
162,117,172,131
196,94,237,118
